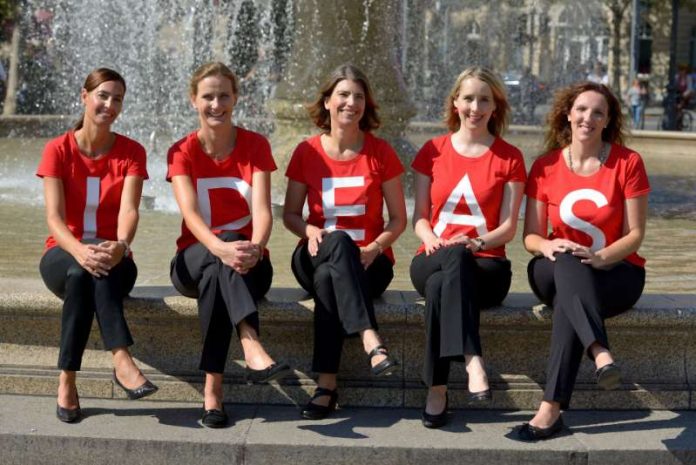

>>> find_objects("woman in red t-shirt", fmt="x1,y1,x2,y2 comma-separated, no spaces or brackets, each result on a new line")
283,64,407,420
167,62,290,428
37,68,157,423
517,82,650,441
410,67,526,428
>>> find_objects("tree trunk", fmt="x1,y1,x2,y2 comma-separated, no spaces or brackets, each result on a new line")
2,24,20,116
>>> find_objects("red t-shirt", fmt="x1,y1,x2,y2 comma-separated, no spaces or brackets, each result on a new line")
36,131,148,252
525,144,650,267
412,135,527,258
285,133,404,263
167,127,277,252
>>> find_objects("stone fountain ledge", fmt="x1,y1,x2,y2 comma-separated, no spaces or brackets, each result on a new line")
1,287,695,411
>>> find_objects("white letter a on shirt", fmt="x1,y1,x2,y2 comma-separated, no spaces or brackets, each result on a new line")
433,174,488,237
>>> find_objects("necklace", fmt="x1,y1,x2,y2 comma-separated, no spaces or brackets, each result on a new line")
567,143,608,173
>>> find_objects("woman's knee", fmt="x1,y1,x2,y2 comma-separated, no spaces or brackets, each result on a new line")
321,230,357,253
65,264,92,288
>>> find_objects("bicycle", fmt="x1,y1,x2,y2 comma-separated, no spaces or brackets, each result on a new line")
660,95,694,131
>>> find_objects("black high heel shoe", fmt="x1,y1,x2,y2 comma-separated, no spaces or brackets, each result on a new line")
368,345,399,377
301,387,338,420
112,369,158,400
56,392,81,423
422,392,448,429
468,389,492,402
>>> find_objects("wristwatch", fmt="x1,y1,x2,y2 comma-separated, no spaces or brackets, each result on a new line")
118,240,130,259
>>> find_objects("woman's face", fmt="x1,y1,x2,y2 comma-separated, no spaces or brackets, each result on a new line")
324,79,366,129
567,91,609,143
190,74,237,128
452,77,496,132
81,80,125,127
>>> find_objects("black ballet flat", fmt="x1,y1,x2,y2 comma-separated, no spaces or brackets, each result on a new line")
56,396,82,424
368,345,399,377
201,408,229,428
245,362,292,384
468,389,492,403
596,363,622,390
516,415,565,441
112,369,159,400
301,387,338,420
422,392,448,429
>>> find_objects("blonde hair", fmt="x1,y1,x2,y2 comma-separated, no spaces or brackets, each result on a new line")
443,66,509,136
189,62,239,97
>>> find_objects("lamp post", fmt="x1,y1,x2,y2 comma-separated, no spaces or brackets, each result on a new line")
662,0,679,130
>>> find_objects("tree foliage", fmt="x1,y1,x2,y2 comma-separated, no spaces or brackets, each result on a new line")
0,0,19,25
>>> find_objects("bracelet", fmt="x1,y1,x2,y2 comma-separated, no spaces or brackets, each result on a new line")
372,239,384,255
472,237,486,252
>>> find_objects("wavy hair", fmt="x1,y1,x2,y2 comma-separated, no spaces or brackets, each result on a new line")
306,64,380,132
543,81,625,153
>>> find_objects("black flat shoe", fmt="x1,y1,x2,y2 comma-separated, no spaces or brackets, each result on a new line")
112,369,159,400
468,389,492,403
301,387,338,420
368,345,399,377
596,363,622,390
201,408,229,428
516,415,564,441
422,393,448,429
245,362,292,384
56,403,81,423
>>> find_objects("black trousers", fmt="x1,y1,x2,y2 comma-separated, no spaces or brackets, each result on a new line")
527,252,645,409
291,230,393,374
410,245,512,386
170,231,272,374
39,246,137,371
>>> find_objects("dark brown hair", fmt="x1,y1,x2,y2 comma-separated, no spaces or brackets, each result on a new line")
543,81,625,153
443,66,509,136
74,68,127,130
189,61,239,97
306,64,380,132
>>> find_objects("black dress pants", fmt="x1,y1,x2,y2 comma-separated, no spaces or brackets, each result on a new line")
39,245,137,371
170,231,272,374
410,245,511,386
291,230,393,374
527,252,645,409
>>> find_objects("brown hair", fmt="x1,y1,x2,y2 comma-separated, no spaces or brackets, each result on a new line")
542,81,625,153
306,64,380,132
73,68,127,130
189,61,239,97
443,66,509,136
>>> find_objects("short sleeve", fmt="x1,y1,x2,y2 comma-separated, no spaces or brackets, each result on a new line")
507,148,527,183
126,141,149,179
411,140,437,177
166,138,192,182
525,158,547,202
36,138,64,179
378,140,404,181
623,151,650,199
285,142,307,183
249,134,277,173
